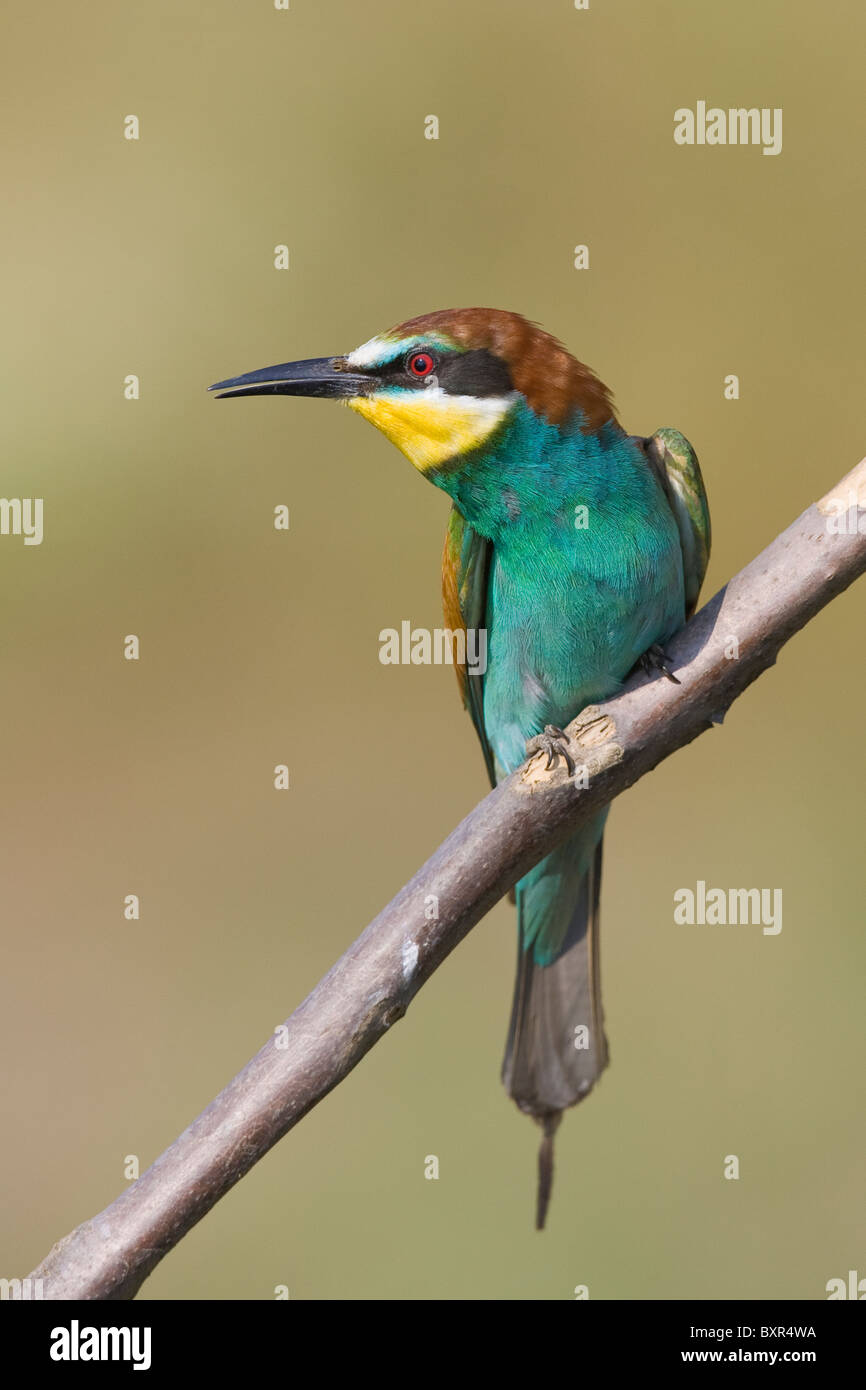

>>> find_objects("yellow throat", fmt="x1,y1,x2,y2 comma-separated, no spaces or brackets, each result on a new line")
347,386,515,472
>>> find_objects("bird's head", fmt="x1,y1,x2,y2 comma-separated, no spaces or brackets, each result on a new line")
210,308,617,473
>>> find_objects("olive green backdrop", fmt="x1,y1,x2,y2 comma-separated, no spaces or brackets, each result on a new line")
2,0,863,1300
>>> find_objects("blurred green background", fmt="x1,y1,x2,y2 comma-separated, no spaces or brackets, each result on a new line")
2,0,864,1300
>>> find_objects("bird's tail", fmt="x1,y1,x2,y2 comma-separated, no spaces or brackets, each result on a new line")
502,819,609,1229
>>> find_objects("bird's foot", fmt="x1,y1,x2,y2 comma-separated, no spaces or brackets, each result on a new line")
525,725,575,775
636,642,680,685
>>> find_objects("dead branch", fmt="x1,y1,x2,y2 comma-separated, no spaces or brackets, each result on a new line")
26,457,866,1299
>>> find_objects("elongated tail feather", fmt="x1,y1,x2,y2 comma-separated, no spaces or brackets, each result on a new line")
502,832,608,1228
535,1113,562,1232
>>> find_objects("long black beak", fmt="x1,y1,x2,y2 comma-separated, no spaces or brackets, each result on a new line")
209,356,371,400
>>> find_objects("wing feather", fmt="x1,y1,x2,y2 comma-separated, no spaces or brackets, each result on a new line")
645,427,711,616
442,505,496,786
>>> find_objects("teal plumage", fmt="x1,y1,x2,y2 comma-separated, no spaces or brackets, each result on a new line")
437,397,705,1226
435,403,686,792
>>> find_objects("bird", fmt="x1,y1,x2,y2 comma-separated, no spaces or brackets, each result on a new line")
211,308,710,1228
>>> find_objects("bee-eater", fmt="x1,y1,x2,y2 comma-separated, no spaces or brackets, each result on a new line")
211,308,710,1227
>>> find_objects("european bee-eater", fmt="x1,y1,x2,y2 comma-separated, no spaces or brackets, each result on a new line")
211,308,710,1227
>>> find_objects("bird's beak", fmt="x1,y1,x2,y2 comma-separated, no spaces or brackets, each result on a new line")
209,356,372,400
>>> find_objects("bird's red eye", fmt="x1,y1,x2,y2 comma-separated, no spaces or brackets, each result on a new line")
407,350,435,378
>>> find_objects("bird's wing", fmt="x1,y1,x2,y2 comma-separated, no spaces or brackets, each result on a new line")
645,427,711,616
441,504,497,787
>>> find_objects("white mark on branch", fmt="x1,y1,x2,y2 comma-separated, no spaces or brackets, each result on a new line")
401,937,419,982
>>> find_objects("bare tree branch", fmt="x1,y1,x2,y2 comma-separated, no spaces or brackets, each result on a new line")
27,457,866,1300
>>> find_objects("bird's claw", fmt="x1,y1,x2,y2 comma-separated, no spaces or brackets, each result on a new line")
525,725,575,775
637,642,680,685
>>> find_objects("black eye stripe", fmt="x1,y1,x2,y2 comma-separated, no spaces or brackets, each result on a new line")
436,349,513,397
367,347,513,397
